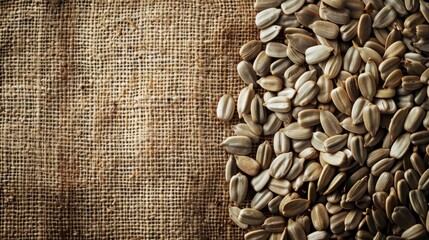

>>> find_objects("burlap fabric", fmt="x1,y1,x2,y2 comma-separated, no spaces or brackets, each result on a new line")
0,0,259,239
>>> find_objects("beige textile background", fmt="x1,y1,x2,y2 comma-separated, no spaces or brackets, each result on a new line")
0,0,257,239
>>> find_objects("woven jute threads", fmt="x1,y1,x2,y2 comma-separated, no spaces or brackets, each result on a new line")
218,0,429,239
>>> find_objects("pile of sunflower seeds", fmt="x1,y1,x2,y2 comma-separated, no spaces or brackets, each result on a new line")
218,0,429,239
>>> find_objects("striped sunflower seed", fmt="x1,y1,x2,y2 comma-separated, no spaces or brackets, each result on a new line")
372,5,397,28
280,198,310,217
311,204,330,231
260,25,282,43
270,152,293,179
251,189,273,211
232,123,260,143
251,169,270,192
229,206,248,229
255,8,282,29
221,136,252,155
236,155,261,176
362,104,380,137
305,45,333,65
230,173,248,206
225,155,238,182
265,42,288,58
281,0,305,15
217,94,235,122
257,75,283,92
239,208,266,225
240,40,262,61
331,88,352,117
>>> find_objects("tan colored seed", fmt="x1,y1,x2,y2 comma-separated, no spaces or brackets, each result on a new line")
283,122,313,140
236,155,260,176
323,134,348,153
331,87,352,116
230,173,248,206
362,104,380,137
357,14,372,45
295,4,321,28
311,203,330,231
251,189,273,211
255,8,282,29
220,136,252,155
350,135,367,166
251,169,270,192
390,133,410,159
217,94,235,122
401,224,427,239
320,151,347,167
358,72,376,101
320,110,343,136
263,113,282,135
232,123,260,143
347,176,368,202
260,25,282,43
225,155,238,182
229,206,248,229
305,45,333,65
281,0,305,15
270,152,293,179
268,178,292,196
324,54,342,79
373,5,397,28
317,75,333,104
293,81,319,107
298,109,320,128
240,40,262,61
303,162,323,182
286,33,317,54
265,42,288,58
239,208,266,225
288,220,307,240
257,75,283,92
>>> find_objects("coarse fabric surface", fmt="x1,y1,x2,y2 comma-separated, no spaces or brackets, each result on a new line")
0,0,256,239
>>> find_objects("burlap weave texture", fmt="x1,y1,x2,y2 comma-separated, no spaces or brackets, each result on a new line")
0,0,257,239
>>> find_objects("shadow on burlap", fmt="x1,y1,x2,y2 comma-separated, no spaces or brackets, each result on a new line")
0,0,257,239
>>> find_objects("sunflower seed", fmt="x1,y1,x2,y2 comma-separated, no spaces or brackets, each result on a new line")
286,33,318,54
221,136,252,155
310,204,329,231
268,178,292,196
345,209,363,231
240,40,263,61
358,72,376,102
281,0,305,15
260,25,282,43
283,122,313,140
401,224,427,239
303,162,323,182
288,220,307,240
232,124,261,143
270,152,293,179
404,106,425,132
373,5,397,28
293,81,320,106
390,133,411,159
229,206,249,229
264,113,283,135
217,94,235,122
280,198,310,217
236,155,261,176
226,155,238,182
239,208,266,225
362,104,380,137
262,216,286,233
256,8,282,29
320,110,343,136
251,169,271,192
265,42,288,58
230,173,248,206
